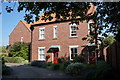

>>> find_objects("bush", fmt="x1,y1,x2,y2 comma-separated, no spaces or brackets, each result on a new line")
73,56,86,63
30,61,47,68
94,60,112,80
0,54,8,57
80,64,96,80
51,63,60,70
65,63,87,76
9,42,29,60
47,62,52,66
58,58,63,63
4,57,26,63
2,65,12,75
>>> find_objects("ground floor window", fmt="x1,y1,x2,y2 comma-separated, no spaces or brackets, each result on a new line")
69,45,78,60
38,47,45,61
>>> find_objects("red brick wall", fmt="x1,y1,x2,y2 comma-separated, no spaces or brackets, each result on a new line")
9,21,31,45
31,21,89,61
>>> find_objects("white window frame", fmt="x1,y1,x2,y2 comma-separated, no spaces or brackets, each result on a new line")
38,47,46,61
53,26,58,39
70,23,78,37
69,45,79,60
39,27,45,40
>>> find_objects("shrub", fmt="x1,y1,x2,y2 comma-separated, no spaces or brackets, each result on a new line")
2,65,12,75
80,64,96,80
0,54,8,57
47,62,52,66
51,63,60,70
58,58,63,63
73,56,86,63
62,61,71,70
65,63,87,76
4,57,26,63
30,61,47,68
94,60,112,80
9,42,29,60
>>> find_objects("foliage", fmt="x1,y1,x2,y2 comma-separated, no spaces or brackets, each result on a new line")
0,46,8,53
47,62,52,66
81,61,112,80
65,63,87,76
58,57,67,63
6,2,93,24
50,63,60,70
9,42,29,60
63,61,71,70
94,60,112,80
0,54,8,57
80,64,96,80
6,2,120,41
30,61,47,68
102,36,116,47
4,57,27,63
2,65,12,75
73,55,86,63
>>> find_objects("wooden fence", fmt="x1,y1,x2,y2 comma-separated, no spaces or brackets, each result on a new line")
106,41,120,71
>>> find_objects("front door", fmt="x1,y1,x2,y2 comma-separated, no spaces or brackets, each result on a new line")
54,52,58,63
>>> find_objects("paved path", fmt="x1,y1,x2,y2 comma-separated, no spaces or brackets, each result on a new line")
2,63,79,80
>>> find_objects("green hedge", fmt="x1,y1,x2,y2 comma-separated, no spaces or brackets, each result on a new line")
30,61,47,68
3,57,28,63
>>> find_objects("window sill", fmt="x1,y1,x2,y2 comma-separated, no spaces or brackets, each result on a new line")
69,36,78,39
38,59,46,61
53,38,57,40
38,39,45,41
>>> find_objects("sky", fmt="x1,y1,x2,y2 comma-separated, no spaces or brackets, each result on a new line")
1,2,26,46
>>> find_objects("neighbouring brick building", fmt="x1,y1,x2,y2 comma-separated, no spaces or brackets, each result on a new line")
9,20,31,45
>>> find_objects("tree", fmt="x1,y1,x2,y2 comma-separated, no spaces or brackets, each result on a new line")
9,42,29,60
102,36,116,47
5,2,120,41
0,46,7,53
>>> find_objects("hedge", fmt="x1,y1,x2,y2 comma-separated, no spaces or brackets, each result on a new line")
3,57,28,63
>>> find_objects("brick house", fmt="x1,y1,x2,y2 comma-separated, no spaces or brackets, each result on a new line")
9,20,31,45
30,4,96,63
9,4,96,63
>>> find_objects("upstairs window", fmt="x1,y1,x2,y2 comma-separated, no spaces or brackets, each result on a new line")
53,26,58,39
70,23,78,37
39,27,45,40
